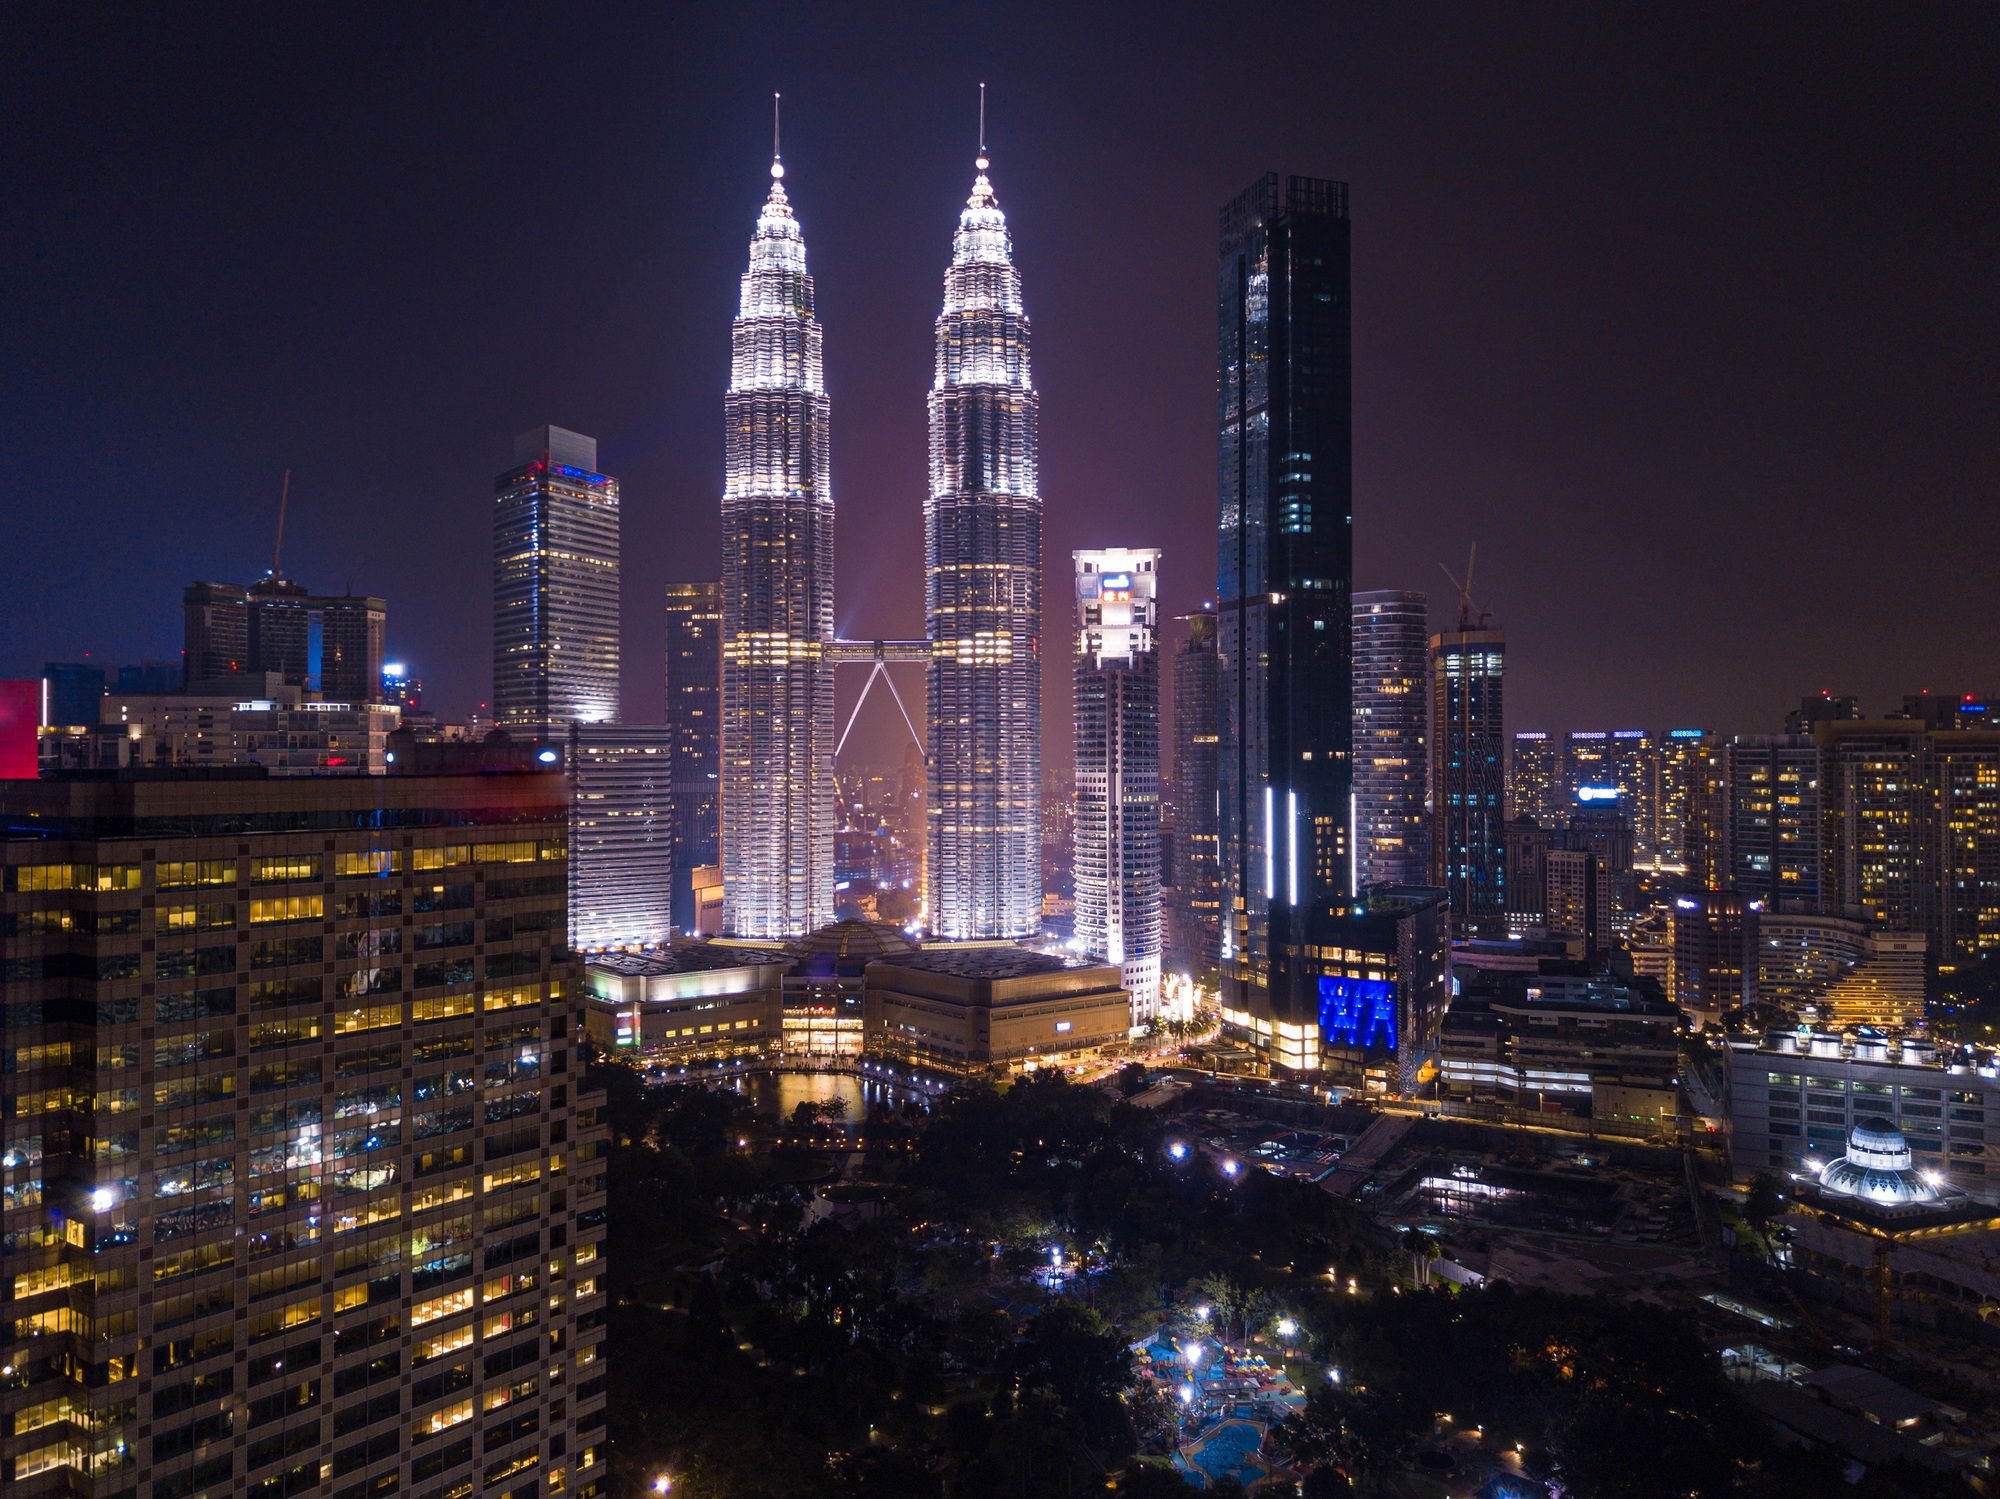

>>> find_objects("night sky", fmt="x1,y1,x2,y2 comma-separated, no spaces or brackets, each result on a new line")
5,5,1997,773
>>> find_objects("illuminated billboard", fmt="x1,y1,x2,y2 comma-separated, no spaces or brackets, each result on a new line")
1319,975,1397,1051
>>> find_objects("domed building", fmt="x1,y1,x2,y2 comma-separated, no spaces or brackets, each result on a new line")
1817,1119,1952,1211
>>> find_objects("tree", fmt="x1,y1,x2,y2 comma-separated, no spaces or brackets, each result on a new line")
1118,1464,1200,1497
1118,1062,1152,1097
1743,1172,1784,1230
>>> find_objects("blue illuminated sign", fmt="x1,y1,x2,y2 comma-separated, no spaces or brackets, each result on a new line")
1668,728,1705,738
1576,785,1620,802
1319,976,1397,1052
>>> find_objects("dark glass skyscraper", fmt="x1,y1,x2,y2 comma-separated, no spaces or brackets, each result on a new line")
1352,590,1429,888
664,580,722,932
1217,174,1354,1031
1430,623,1507,934
1172,609,1221,967
925,146,1041,940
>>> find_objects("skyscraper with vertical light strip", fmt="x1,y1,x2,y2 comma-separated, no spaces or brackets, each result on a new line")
719,150,835,938
924,143,1042,940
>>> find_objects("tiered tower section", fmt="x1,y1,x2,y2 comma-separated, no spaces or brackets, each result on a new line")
720,158,836,937
925,151,1042,940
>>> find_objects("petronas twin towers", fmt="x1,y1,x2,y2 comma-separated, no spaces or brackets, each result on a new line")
720,133,1042,941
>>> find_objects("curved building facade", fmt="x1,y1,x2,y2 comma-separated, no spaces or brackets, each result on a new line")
925,152,1042,939
720,158,836,938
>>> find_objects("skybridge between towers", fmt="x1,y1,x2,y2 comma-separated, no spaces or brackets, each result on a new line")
830,638,931,758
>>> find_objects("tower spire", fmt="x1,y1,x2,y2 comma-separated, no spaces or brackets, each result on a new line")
772,91,783,179
978,81,986,163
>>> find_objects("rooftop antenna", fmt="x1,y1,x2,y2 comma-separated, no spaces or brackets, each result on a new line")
271,468,292,578
1438,543,1492,630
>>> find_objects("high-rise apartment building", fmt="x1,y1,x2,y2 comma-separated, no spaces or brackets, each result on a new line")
248,576,314,687
493,425,621,739
569,724,675,949
1216,173,1354,1041
719,156,836,940
663,581,722,934
1351,590,1428,888
1715,734,1825,908
1563,731,1658,860
1172,610,1221,967
1508,731,1560,826
183,582,251,686
1072,549,1162,1020
1430,624,1506,935
0,771,608,1499
925,146,1041,941
319,594,388,706
1656,728,1710,871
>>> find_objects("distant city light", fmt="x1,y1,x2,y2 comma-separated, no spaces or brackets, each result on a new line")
537,748,559,764
90,1186,117,1214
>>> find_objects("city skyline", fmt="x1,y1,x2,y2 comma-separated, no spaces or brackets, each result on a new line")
7,9,1999,771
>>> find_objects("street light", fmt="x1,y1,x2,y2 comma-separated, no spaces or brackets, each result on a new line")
653,1475,674,1495
1276,1318,1297,1339
1194,1304,1211,1322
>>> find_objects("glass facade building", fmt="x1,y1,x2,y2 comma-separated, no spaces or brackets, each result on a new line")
492,425,621,738
1172,610,1222,967
1216,173,1355,1048
1072,549,1162,1020
568,724,675,949
663,581,722,934
0,772,608,1499
1429,626,1506,935
1351,590,1429,889
719,159,836,939
925,150,1042,940
1508,730,1560,827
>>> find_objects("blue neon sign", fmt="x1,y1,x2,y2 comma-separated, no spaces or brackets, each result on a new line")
1319,976,1397,1051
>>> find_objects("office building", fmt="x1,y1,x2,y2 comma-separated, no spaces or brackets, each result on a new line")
925,144,1042,941
99,687,400,774
1508,731,1560,826
568,724,675,950
183,581,251,686
116,661,183,695
1351,590,1429,888
663,581,722,933
1216,173,1354,1036
493,425,621,739
1172,609,1221,967
720,155,836,940
0,770,608,1499
1757,906,1872,1003
40,662,105,729
1440,965,1681,1133
1670,889,1758,1026
1564,799,1636,923
247,575,314,687
318,594,388,706
1072,549,1162,1020
1729,1031,1997,1200
1655,728,1709,871
864,948,1130,1076
1503,814,1550,929
1430,623,1506,935
1813,932,1929,1030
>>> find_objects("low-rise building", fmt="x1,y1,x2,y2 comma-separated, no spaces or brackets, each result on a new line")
1439,963,1682,1131
1728,1030,2000,1201
583,945,788,1060
865,947,1129,1076
91,685,400,774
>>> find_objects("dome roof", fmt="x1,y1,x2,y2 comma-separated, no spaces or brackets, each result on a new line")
786,919,920,978
1819,1118,1946,1208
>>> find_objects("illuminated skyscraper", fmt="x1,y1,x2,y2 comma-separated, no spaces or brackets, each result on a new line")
1172,609,1222,965
1217,173,1354,1051
1073,549,1162,1019
1430,623,1506,934
570,723,675,949
1509,730,1560,825
664,580,722,932
720,153,835,938
492,424,621,737
925,143,1041,939
1656,728,1710,870
1352,590,1429,887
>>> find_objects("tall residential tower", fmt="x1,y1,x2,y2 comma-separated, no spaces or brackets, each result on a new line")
1172,609,1222,966
492,425,621,737
1352,590,1429,887
1430,621,1506,934
1073,549,1162,1019
719,154,837,938
664,580,722,932
925,146,1042,939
